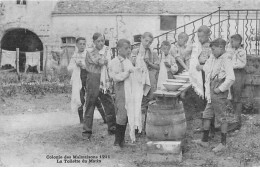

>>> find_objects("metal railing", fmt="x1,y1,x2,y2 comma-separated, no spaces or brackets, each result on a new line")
111,8,260,57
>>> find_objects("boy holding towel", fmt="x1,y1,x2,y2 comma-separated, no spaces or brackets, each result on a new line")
109,39,134,149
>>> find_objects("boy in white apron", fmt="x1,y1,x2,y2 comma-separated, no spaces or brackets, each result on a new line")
131,32,159,133
187,25,212,134
109,39,134,149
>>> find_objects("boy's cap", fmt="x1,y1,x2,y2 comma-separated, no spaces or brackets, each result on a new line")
210,38,226,47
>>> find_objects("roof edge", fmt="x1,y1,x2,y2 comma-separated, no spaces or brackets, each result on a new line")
51,12,213,17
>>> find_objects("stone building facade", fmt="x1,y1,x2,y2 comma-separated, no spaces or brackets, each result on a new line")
0,0,259,71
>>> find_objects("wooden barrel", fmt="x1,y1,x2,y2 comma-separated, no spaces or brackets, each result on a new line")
146,100,187,141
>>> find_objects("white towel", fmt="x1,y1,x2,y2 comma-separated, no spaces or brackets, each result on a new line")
0,50,16,68
135,44,151,96
157,53,168,90
26,52,41,67
67,49,87,114
99,46,111,94
189,42,205,99
125,67,144,142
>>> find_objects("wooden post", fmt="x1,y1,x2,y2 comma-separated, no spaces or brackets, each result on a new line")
0,48,2,66
44,45,48,79
218,6,221,38
16,48,19,73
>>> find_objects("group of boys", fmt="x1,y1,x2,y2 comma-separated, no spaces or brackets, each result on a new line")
189,26,247,153
68,26,247,153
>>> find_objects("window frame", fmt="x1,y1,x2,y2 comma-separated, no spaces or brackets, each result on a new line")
61,36,76,46
16,0,26,5
160,15,177,31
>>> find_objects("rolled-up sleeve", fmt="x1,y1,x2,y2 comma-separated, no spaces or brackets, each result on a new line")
218,58,235,92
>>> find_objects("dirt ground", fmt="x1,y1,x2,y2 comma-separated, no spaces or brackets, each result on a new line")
0,93,260,167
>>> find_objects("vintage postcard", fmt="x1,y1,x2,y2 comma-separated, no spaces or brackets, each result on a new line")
0,0,259,167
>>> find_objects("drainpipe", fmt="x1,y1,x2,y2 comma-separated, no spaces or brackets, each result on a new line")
218,6,221,38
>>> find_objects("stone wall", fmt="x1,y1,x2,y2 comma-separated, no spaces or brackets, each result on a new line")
242,55,260,112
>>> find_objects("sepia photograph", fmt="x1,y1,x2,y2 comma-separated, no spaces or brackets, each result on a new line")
0,0,259,167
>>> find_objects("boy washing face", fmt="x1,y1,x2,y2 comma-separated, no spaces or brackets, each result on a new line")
171,32,192,73
160,41,178,78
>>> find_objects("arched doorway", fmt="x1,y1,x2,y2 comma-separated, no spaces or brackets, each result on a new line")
0,28,43,73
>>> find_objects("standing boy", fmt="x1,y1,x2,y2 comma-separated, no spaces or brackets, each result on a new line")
227,34,247,126
188,26,212,134
157,40,178,90
109,39,133,149
194,38,235,153
67,37,107,124
83,33,116,140
171,32,192,73
131,32,159,132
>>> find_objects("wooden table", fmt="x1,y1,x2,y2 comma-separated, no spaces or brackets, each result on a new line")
153,82,192,98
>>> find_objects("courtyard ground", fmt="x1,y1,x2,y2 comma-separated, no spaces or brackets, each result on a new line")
0,93,260,167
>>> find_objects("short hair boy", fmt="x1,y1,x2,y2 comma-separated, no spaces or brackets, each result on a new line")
160,41,178,78
109,39,134,149
229,34,247,126
171,32,192,73
193,38,236,153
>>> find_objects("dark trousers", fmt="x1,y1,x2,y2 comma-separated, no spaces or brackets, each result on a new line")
202,70,206,99
83,72,116,134
79,82,105,121
176,60,185,75
114,81,128,125
79,70,104,121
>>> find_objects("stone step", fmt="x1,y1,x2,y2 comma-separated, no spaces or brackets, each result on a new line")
146,141,182,154
146,152,182,163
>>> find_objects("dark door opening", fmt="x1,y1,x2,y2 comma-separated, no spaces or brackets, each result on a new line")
0,28,43,73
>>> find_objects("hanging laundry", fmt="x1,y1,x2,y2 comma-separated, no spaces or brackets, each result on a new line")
25,52,41,67
0,50,17,68
25,52,41,73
